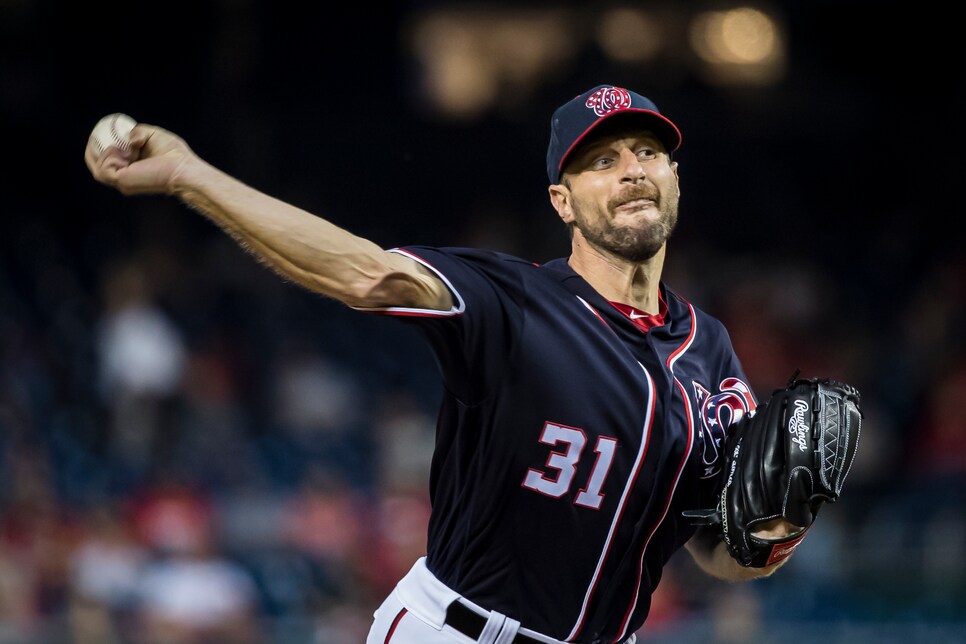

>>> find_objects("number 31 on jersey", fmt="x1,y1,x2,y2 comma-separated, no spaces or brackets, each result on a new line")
521,422,618,510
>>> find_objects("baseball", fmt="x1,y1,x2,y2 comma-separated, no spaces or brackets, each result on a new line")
89,113,137,159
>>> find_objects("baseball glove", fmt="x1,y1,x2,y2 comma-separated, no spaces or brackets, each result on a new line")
684,376,863,567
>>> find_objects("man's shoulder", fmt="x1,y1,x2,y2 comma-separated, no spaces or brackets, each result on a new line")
392,247,558,303
397,245,525,261
395,245,550,273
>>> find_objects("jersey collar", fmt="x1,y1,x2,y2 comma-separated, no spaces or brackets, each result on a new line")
607,297,668,333
540,257,670,335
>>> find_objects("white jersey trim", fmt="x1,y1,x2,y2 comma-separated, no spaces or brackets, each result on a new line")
614,303,698,640
567,363,656,641
352,248,466,317
616,376,697,640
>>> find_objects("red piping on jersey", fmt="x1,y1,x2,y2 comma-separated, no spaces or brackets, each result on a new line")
576,296,611,329
614,301,697,641
567,366,657,641
616,377,696,641
666,300,697,371
384,607,407,643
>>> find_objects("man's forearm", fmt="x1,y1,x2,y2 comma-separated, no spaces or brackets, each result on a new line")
685,527,788,581
173,160,445,309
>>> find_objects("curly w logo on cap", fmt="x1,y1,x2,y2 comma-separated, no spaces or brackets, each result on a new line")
585,86,632,117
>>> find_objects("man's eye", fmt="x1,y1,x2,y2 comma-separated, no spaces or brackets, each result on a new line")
637,148,656,160
592,157,614,169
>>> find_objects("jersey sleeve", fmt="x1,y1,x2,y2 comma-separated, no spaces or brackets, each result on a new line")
356,246,527,405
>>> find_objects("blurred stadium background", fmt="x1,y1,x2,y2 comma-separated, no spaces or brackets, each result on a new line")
1,1,964,642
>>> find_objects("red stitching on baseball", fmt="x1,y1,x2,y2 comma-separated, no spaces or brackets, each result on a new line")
110,115,130,150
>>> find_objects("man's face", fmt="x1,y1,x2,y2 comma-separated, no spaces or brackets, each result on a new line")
555,128,680,263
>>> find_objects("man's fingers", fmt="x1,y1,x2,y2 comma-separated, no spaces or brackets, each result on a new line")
101,152,129,175
752,518,805,540
85,122,191,195
84,141,99,174
129,124,153,148
85,141,132,187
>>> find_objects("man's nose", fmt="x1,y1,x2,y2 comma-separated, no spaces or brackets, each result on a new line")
619,149,645,182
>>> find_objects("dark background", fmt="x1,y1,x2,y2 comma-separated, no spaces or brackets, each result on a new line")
8,1,963,259
1,1,964,642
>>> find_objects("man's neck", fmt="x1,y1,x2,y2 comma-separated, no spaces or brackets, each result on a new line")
567,237,665,315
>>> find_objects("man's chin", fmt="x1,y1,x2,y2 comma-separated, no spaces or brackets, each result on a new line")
597,234,664,263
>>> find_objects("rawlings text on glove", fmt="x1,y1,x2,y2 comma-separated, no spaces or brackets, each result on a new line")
685,377,863,567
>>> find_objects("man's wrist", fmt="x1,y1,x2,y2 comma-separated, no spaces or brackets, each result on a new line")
690,524,724,555
170,156,214,197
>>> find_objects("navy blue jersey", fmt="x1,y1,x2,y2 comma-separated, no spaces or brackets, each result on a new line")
365,246,757,643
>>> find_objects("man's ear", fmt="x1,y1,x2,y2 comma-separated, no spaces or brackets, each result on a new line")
671,161,680,197
548,183,575,225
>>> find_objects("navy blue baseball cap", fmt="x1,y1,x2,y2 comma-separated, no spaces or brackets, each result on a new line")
546,84,682,183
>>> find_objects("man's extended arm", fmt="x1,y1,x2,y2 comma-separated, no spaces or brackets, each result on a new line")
85,122,452,311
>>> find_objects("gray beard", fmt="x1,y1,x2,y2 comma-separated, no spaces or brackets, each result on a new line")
573,194,679,263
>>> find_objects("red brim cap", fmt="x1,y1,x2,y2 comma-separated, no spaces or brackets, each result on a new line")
546,85,682,184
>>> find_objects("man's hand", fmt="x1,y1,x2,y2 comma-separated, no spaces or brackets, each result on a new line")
686,517,802,581
85,123,198,196
684,377,862,568
82,116,453,312
752,518,803,539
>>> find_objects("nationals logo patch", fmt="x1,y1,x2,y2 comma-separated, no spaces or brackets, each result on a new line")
693,378,756,478
585,86,632,117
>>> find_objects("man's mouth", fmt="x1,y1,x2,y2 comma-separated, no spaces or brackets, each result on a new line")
614,198,655,212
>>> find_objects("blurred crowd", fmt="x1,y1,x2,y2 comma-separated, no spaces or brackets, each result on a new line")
1,191,964,643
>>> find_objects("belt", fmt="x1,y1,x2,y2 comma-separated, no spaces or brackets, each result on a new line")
444,600,543,644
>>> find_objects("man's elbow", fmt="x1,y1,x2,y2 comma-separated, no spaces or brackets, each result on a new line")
348,271,452,311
